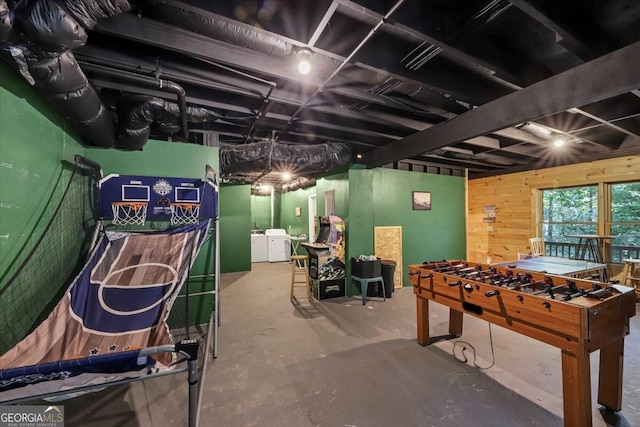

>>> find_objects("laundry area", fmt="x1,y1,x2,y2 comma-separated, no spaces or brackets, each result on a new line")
250,229,292,263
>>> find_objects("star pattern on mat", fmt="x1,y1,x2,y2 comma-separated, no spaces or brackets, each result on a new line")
108,344,118,352
90,347,100,355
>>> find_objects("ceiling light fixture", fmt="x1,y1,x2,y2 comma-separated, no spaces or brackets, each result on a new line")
297,48,312,75
552,136,566,147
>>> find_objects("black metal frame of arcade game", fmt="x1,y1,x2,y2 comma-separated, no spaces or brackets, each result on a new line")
409,259,636,427
301,216,346,300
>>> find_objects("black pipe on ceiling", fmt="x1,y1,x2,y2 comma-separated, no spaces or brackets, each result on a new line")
80,62,189,140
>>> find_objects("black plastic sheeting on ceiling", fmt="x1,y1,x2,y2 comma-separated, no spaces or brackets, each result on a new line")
0,0,351,181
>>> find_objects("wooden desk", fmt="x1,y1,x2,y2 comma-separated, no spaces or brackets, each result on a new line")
409,260,636,427
565,234,615,281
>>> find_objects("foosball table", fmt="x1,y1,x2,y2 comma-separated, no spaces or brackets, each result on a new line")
408,259,636,427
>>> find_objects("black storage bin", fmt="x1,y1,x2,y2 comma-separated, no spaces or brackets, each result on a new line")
351,257,383,296
351,257,381,278
381,260,397,298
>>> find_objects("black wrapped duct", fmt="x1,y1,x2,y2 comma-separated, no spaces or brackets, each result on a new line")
144,0,290,57
116,94,218,150
0,0,135,148
0,1,12,43
29,50,116,147
221,141,352,176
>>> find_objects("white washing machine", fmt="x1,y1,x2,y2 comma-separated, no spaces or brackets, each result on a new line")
251,234,268,262
266,229,291,262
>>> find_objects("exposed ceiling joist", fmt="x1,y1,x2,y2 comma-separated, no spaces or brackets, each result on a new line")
3,0,640,186
365,39,640,168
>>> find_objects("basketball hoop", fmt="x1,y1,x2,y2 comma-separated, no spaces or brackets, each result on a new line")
111,202,148,226
170,203,200,225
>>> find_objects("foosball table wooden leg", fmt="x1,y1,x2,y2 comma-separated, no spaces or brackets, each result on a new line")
449,309,463,336
416,297,430,345
597,338,625,412
561,348,592,427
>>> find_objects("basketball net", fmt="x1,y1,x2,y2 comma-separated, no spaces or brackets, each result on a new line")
111,202,148,226
170,203,200,225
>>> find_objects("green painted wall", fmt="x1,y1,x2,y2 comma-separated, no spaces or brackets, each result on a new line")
85,141,218,178
251,194,272,231
281,187,316,237
220,184,252,273
0,63,84,284
348,167,466,294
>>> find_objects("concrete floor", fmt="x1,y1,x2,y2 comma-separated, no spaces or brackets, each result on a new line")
58,262,639,426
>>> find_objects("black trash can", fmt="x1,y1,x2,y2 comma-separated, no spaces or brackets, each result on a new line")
351,257,382,296
381,260,397,298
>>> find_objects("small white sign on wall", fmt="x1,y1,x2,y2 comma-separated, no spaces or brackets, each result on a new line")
483,204,496,223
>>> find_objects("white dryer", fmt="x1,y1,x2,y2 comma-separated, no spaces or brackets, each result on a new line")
265,229,291,262
251,233,268,262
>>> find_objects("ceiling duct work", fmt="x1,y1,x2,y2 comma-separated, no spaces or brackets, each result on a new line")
116,94,221,150
142,0,291,56
221,141,352,178
0,0,203,150
516,122,554,140
283,177,316,193
0,0,133,148
1,0,353,182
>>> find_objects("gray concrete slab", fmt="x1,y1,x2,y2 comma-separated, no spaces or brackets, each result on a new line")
51,262,640,426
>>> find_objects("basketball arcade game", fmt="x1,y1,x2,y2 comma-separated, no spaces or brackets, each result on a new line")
97,166,221,425
409,260,636,427
0,157,219,427
98,170,218,227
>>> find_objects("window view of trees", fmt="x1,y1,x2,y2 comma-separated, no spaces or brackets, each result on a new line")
541,182,640,262
611,182,640,261
542,186,597,243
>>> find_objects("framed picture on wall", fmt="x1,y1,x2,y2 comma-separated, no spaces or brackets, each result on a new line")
412,191,431,210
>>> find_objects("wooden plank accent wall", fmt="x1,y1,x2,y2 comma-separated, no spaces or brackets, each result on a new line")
467,155,640,263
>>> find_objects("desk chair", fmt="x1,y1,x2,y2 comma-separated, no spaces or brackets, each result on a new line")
290,255,310,302
529,237,546,256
